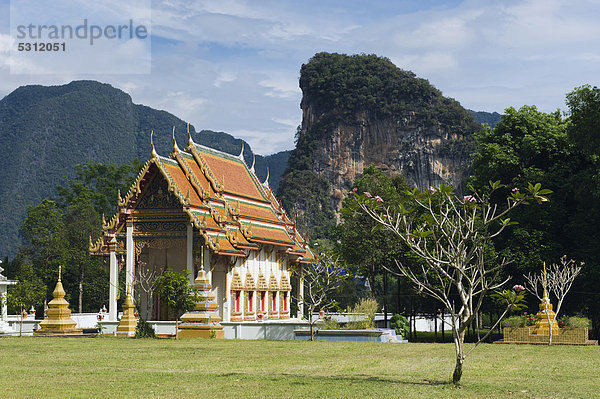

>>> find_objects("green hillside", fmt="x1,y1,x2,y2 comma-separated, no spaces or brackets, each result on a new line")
0,80,288,257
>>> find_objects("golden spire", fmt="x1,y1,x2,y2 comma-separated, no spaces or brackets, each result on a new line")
151,130,158,159
58,265,62,282
172,126,180,154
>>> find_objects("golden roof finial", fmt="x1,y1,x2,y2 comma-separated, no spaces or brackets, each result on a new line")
238,142,245,161
263,167,270,187
172,126,180,154
187,123,194,149
151,130,158,159
58,265,62,282
250,153,256,172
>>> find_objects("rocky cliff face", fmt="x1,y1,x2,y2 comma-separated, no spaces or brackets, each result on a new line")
278,53,479,234
302,99,474,212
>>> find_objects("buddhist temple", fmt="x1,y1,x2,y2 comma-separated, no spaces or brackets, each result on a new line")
34,266,82,336
90,127,315,330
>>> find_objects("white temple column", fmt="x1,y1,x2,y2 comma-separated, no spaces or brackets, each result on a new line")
205,247,212,283
224,262,232,322
126,221,134,298
186,224,194,283
109,239,118,322
298,264,304,319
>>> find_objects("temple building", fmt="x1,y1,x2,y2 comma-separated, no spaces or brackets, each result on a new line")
89,128,314,324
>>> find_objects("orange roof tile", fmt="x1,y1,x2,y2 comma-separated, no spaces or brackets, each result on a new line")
195,146,266,201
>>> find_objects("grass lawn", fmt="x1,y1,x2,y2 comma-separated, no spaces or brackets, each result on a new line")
0,337,598,398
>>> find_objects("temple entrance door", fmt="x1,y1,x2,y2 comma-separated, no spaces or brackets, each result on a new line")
213,269,226,320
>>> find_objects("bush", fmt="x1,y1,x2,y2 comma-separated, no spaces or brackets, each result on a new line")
502,315,525,328
134,317,156,338
390,314,409,338
523,312,536,326
566,316,591,329
319,317,340,330
347,298,378,329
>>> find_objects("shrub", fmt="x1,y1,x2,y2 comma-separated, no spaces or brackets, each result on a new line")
134,317,156,338
523,312,536,326
566,316,591,329
502,315,524,328
347,298,378,329
390,314,409,338
319,317,340,330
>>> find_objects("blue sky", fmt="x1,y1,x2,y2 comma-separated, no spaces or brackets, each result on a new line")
1,0,599,154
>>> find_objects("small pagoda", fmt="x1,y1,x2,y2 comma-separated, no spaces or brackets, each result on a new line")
178,251,224,338
116,286,138,337
34,266,82,336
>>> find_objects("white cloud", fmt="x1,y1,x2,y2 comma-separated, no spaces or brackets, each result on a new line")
2,0,600,152
259,76,301,99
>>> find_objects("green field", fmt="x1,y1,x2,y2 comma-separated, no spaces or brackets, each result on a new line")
0,337,597,398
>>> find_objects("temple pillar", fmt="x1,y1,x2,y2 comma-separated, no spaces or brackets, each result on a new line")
109,240,118,322
126,221,134,299
186,224,194,283
224,262,232,322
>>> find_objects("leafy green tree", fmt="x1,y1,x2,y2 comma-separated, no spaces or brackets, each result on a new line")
152,268,196,338
337,165,415,320
470,106,573,278
57,160,142,217
6,262,46,336
63,192,106,313
20,200,68,297
566,84,600,155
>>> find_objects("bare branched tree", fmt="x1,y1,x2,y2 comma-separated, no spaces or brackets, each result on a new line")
524,256,583,345
352,181,550,384
295,252,348,341
134,261,157,321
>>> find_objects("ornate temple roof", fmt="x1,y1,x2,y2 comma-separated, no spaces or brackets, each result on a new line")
90,128,315,263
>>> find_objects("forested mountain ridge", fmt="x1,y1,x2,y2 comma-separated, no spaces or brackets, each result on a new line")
0,80,288,257
277,52,482,237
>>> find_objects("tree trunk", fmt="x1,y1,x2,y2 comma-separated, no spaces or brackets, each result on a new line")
383,271,388,327
452,328,466,385
79,264,84,313
309,305,315,341
434,310,438,341
441,308,445,343
396,276,401,314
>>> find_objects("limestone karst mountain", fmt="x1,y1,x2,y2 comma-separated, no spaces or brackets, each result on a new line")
277,52,483,236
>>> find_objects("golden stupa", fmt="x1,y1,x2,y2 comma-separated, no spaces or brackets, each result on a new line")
34,266,82,336
116,286,138,337
532,262,559,335
178,256,224,338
